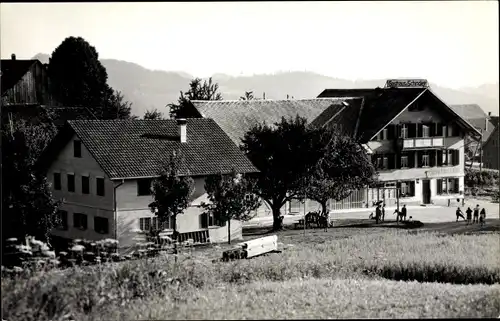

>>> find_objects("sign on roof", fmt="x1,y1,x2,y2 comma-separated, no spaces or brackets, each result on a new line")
385,79,429,88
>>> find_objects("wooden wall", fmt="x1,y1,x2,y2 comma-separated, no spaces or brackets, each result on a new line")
2,61,52,105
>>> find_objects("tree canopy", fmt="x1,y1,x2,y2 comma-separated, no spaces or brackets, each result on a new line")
143,108,165,120
168,77,222,119
240,116,325,230
202,170,261,244
149,152,194,243
48,36,134,119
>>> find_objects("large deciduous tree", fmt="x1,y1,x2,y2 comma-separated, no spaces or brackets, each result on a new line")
202,170,261,244
240,116,325,230
148,152,194,249
1,119,60,243
240,91,255,101
48,36,134,119
305,126,376,219
168,77,222,119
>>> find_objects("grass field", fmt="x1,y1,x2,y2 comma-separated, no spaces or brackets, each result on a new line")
2,223,500,320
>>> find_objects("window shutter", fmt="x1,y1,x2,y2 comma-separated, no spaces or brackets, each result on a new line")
409,152,415,168
430,123,436,137
437,179,442,194
408,124,416,138
387,125,395,140
417,124,423,138
429,150,436,167
454,150,460,166
388,154,395,169
455,178,460,193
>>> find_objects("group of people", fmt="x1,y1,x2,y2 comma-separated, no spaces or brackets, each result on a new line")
455,204,487,226
371,203,408,224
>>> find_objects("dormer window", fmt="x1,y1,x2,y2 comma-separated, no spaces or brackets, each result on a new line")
74,140,82,158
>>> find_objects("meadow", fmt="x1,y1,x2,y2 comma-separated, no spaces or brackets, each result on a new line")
2,226,500,320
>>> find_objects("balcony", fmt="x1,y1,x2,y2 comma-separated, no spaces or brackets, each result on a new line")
401,137,444,149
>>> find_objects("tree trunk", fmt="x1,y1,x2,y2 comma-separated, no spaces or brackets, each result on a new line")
272,205,283,231
172,215,178,261
227,219,231,244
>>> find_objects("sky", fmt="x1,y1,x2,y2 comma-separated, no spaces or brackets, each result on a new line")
1,1,498,89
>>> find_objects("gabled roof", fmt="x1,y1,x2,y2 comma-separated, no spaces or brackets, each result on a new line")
318,87,426,142
38,119,259,180
449,104,496,142
317,87,482,142
1,59,38,94
190,98,357,146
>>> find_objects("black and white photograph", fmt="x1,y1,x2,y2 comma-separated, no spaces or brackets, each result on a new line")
1,1,499,320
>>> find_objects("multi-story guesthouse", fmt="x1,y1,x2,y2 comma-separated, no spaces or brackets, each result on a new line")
190,79,482,213
38,118,259,252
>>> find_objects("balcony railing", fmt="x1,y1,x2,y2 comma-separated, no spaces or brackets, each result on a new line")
402,137,444,149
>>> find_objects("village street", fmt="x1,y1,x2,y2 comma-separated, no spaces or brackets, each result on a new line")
243,198,500,228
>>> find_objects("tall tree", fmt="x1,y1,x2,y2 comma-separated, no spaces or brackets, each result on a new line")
202,170,261,244
305,126,376,219
240,91,255,101
148,152,194,251
1,119,60,243
240,116,325,230
48,36,134,119
143,108,165,120
168,77,223,119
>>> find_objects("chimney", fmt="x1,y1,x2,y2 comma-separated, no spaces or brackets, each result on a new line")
263,92,266,100
11,53,16,61
286,94,289,100
177,118,187,143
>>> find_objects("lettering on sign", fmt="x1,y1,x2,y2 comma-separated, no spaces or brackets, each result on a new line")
385,79,429,88
425,166,461,178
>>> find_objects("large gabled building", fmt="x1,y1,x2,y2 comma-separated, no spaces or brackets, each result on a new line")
38,118,259,252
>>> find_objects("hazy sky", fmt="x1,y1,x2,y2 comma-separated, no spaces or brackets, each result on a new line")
1,1,498,89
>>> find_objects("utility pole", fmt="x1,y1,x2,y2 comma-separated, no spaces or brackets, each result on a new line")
479,129,483,172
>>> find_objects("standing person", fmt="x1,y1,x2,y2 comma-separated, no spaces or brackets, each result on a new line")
456,207,465,222
382,203,386,222
465,207,473,225
473,204,480,224
479,208,486,227
375,204,381,224
401,204,407,222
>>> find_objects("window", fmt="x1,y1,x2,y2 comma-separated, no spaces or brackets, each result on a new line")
53,173,61,190
137,178,152,196
96,177,105,196
200,213,209,229
56,210,68,230
375,155,383,169
67,174,75,192
73,213,87,230
441,150,448,166
400,155,409,168
82,175,90,194
442,125,447,137
382,157,388,169
400,124,408,139
94,216,109,234
74,140,82,158
139,217,171,231
400,181,415,197
139,217,151,231
422,125,430,138
421,153,429,167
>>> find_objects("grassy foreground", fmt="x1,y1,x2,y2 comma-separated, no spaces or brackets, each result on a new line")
2,229,500,320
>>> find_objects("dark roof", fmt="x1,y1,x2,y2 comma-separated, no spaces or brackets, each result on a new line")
490,116,499,128
483,125,499,149
1,59,38,94
40,119,259,179
317,87,482,142
191,98,357,146
318,88,425,141
1,104,96,128
309,98,364,137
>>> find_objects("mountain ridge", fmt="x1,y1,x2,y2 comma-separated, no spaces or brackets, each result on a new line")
32,53,499,118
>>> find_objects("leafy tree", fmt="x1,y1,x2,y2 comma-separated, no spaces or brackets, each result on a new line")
202,170,261,244
305,126,376,220
168,77,222,119
144,108,165,120
48,36,134,119
1,119,60,243
240,116,325,230
149,151,194,252
240,91,255,101
101,88,134,120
